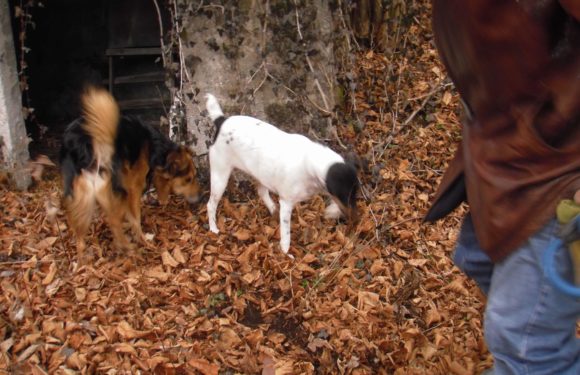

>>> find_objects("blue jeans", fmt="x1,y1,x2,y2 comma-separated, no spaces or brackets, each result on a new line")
454,215,580,375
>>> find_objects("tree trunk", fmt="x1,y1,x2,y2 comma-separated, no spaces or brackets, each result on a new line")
350,0,409,52
167,0,350,156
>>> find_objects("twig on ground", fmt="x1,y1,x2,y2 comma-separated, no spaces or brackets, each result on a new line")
0,259,67,267
383,216,422,232
401,81,451,127
292,0,303,41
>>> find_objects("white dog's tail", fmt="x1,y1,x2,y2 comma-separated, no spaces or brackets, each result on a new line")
206,94,226,142
205,94,225,122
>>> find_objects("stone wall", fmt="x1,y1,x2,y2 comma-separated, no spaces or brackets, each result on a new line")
171,0,348,155
0,0,30,190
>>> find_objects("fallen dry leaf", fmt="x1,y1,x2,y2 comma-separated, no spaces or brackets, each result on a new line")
41,262,57,285
161,251,179,267
189,358,219,375
172,247,187,264
234,228,252,241
116,321,150,340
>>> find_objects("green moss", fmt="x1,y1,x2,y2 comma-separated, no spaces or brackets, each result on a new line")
334,85,346,107
238,0,253,13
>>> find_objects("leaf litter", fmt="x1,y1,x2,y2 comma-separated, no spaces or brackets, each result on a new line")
0,2,495,374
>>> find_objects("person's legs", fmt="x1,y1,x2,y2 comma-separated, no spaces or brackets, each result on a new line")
453,214,494,294
484,219,580,375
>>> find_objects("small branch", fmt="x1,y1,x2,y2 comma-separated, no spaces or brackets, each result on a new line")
293,1,334,121
247,62,266,84
358,185,381,242
337,0,360,51
152,0,168,68
406,83,452,101
261,0,270,52
172,0,186,93
252,70,269,97
0,259,67,267
305,55,331,112
401,81,449,127
327,126,346,149
293,0,303,41
383,216,422,232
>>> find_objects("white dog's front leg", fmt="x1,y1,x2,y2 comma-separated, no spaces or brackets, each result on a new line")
324,200,343,220
207,198,220,233
257,184,277,215
207,166,231,234
279,200,294,259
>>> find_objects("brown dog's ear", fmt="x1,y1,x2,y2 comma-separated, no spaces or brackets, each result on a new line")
163,146,194,177
182,145,194,157
163,150,181,176
163,146,195,176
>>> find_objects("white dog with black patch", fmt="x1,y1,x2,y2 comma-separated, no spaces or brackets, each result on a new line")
205,94,358,259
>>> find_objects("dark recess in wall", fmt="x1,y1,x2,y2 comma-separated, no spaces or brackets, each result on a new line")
9,0,170,158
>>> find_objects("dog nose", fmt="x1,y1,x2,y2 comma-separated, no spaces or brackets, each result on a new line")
187,194,201,204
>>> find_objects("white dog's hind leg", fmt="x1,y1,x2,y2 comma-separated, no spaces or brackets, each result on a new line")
279,200,295,259
257,184,277,215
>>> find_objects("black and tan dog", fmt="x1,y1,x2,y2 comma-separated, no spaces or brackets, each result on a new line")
60,86,200,255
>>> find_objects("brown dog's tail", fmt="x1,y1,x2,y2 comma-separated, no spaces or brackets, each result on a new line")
81,86,119,169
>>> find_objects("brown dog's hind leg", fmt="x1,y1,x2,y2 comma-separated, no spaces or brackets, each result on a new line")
64,175,97,259
126,149,150,246
96,177,133,252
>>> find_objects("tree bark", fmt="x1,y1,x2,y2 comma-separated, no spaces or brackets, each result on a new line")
350,0,408,52
168,0,350,156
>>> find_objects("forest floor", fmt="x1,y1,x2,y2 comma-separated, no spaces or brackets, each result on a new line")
0,3,495,375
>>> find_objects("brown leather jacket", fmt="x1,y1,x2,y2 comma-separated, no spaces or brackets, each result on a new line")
426,0,580,262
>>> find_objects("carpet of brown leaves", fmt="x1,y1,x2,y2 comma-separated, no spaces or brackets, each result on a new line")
0,4,493,375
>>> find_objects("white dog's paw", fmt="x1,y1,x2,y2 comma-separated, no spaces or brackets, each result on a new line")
279,241,294,259
280,247,294,260
324,203,342,220
209,225,220,234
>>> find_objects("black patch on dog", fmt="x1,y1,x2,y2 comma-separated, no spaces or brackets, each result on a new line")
114,117,152,165
325,162,359,209
212,116,226,143
59,118,94,197
115,116,184,195
60,115,181,198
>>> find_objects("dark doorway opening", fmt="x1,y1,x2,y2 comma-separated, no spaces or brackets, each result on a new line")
9,0,171,160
